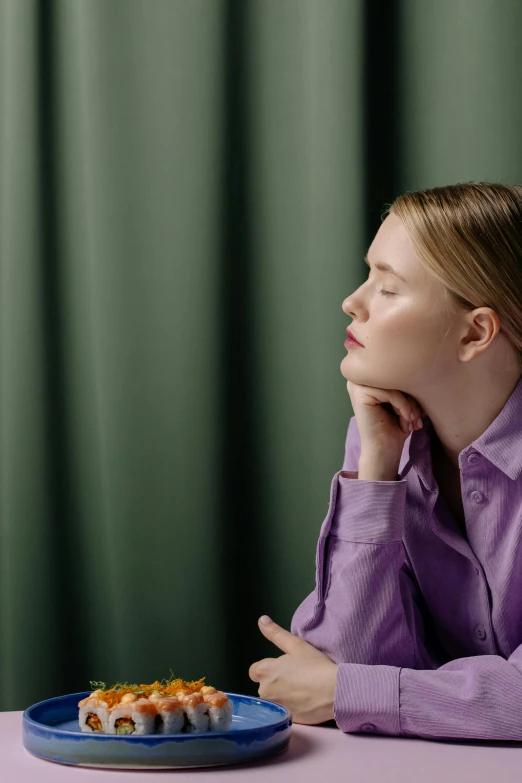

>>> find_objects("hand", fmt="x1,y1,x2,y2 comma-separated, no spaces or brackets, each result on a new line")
346,379,426,458
248,616,338,725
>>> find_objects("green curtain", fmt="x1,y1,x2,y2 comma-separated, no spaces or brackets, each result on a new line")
1,0,521,712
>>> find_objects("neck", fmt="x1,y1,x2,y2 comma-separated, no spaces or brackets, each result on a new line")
418,366,522,471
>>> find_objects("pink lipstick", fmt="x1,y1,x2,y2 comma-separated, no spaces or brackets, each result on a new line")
345,328,364,348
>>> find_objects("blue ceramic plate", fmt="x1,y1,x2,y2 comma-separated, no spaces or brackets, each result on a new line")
23,691,292,769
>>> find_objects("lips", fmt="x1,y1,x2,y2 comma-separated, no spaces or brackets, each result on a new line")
346,328,364,346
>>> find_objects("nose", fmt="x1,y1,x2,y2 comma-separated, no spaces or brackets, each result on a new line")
342,277,367,316
342,295,356,318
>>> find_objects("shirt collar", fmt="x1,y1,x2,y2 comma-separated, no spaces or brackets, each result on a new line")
398,374,522,491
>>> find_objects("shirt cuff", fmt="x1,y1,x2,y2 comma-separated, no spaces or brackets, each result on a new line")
329,471,407,542
333,662,402,736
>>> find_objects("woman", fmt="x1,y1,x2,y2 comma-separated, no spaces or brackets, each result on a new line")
249,181,522,741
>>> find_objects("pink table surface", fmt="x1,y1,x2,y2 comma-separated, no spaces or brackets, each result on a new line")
5,710,522,782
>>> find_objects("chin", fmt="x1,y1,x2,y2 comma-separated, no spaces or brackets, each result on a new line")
340,360,387,388
340,354,366,381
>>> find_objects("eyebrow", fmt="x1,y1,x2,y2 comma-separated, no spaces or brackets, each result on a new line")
364,253,407,283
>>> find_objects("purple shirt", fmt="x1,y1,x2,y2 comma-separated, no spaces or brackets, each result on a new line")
291,374,522,741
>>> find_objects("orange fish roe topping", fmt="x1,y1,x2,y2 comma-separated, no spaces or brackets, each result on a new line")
92,687,141,709
137,679,182,695
88,675,209,708
164,677,206,697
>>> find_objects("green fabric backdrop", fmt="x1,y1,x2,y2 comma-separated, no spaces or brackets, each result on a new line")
0,0,521,712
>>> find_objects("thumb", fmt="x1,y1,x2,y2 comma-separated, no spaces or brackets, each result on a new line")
257,615,304,655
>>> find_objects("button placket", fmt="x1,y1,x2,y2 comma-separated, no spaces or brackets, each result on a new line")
461,451,494,649
462,451,486,538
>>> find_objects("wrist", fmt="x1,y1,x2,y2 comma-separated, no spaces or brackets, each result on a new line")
358,456,400,481
322,663,338,722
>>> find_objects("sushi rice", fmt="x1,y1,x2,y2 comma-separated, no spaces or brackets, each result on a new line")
207,696,233,731
178,692,210,733
150,693,185,734
78,691,110,733
107,696,156,735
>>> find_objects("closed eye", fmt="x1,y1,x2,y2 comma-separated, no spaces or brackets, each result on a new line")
366,269,396,297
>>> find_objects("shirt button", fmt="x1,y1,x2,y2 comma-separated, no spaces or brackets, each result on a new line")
467,452,479,465
470,491,484,503
475,625,487,640
360,722,376,732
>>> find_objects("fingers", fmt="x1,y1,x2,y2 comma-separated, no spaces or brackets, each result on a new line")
248,663,260,683
249,658,276,683
257,617,303,655
362,386,424,431
347,381,425,434
391,391,423,432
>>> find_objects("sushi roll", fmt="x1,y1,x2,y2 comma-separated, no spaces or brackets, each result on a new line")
78,690,110,733
148,691,185,734
107,693,157,735
78,675,233,734
201,687,233,731
177,691,210,733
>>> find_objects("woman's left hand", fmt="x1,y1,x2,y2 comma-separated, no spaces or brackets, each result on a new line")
248,616,338,724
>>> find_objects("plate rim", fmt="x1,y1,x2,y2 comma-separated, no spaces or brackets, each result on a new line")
23,690,292,740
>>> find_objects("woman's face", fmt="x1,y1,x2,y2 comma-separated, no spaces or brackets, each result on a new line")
340,213,457,392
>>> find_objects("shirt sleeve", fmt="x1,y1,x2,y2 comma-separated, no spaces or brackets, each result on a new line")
290,416,447,736
290,416,437,672
335,647,522,740
291,418,522,741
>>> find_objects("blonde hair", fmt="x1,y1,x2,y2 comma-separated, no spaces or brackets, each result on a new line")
385,182,522,363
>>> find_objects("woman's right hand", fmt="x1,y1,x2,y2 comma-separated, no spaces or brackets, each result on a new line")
346,380,426,461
